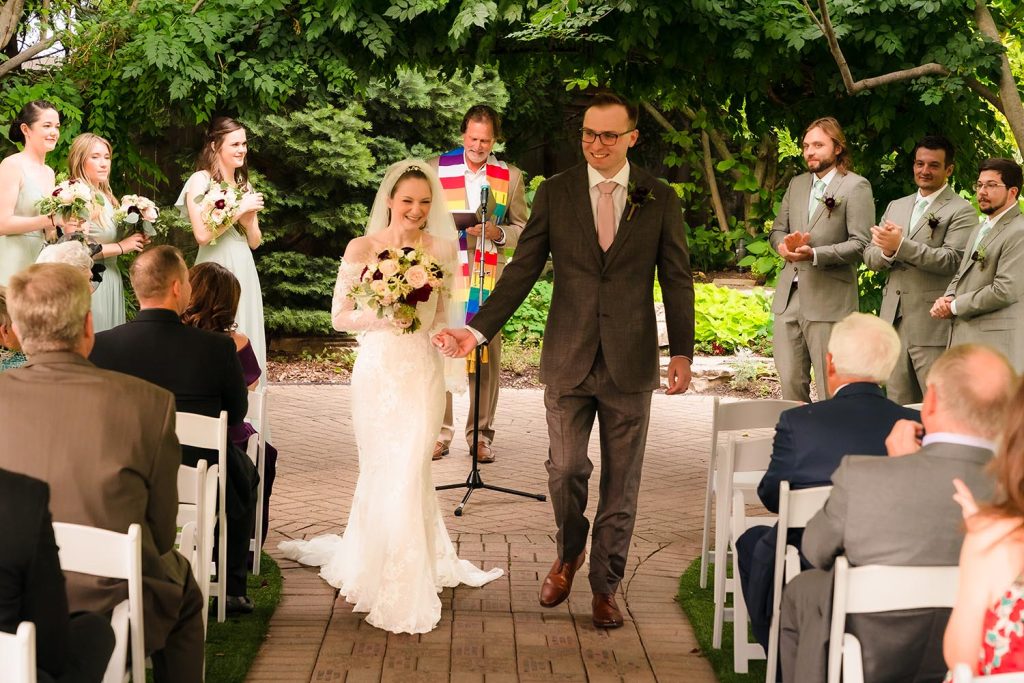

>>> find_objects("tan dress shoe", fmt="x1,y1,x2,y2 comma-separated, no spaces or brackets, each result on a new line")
539,551,586,607
474,442,495,463
432,441,449,460
591,592,624,628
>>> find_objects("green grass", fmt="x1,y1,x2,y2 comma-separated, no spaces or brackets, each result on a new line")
676,558,766,683
204,553,283,683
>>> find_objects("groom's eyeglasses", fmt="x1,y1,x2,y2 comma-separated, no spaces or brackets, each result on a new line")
580,128,635,145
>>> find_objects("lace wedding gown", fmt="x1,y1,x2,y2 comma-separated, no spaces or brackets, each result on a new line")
280,250,502,634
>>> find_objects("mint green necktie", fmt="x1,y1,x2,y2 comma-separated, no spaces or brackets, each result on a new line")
809,179,826,221
972,219,993,254
909,198,929,232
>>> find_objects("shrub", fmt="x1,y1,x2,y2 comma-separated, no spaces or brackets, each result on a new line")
693,283,773,355
501,279,552,345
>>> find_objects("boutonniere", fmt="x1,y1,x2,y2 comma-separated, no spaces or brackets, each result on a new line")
626,183,655,221
819,193,842,217
971,245,988,270
925,213,940,231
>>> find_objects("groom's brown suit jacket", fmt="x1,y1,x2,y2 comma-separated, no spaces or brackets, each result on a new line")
0,352,189,652
468,162,694,392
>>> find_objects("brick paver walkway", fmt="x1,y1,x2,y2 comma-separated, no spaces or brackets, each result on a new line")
246,385,719,682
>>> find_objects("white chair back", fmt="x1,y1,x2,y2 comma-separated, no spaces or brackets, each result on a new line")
827,556,959,683
952,664,1024,682
765,482,833,682
904,402,923,410
53,523,144,683
701,397,801,590
245,388,267,574
175,410,228,623
176,460,207,579
0,622,36,683
714,434,775,668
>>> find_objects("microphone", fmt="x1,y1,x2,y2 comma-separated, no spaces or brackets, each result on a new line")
478,184,491,223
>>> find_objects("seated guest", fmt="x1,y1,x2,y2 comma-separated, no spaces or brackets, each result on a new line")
0,468,115,683
35,239,99,287
182,262,278,548
0,285,26,371
944,379,1024,676
780,344,1016,683
737,312,918,649
0,263,204,682
89,246,256,614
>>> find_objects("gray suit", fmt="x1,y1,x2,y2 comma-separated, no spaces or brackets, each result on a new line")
864,187,976,403
770,171,874,401
945,203,1024,370
468,162,694,592
780,442,994,682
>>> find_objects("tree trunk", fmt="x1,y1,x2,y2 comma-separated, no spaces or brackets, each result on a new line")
974,0,1024,152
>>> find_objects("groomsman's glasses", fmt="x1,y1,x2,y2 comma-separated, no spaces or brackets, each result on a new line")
974,182,1006,192
580,127,636,145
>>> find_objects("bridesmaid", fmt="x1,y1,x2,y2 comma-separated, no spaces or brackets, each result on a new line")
0,101,61,285
66,133,147,332
177,117,267,382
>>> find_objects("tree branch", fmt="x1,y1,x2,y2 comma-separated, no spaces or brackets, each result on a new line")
0,35,56,78
700,131,731,234
974,0,1024,151
0,0,26,48
964,76,1002,111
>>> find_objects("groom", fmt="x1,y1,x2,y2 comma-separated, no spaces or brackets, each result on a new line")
436,92,695,628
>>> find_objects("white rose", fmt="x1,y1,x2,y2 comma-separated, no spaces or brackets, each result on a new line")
58,186,74,203
141,206,158,222
378,259,399,277
370,280,388,296
210,209,226,225
405,264,429,289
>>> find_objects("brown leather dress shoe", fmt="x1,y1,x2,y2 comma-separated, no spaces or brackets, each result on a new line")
592,592,624,629
432,441,449,460
539,551,586,607
473,443,495,464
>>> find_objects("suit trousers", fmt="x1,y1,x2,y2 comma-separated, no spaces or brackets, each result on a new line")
441,334,502,447
543,348,652,594
37,613,115,683
150,570,206,683
886,320,943,405
773,286,834,402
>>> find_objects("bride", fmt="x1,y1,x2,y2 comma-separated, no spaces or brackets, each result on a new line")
279,160,503,634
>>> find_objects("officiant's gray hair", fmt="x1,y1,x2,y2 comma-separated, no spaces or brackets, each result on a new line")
7,263,91,354
587,92,639,128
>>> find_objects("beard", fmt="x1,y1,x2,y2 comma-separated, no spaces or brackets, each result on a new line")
807,155,837,174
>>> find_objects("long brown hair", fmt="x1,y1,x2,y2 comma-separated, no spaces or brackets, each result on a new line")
67,133,117,221
984,380,1024,520
805,116,853,173
181,262,240,333
195,116,249,187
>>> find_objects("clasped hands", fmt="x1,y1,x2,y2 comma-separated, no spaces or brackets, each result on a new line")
776,232,813,262
870,219,903,257
431,328,477,358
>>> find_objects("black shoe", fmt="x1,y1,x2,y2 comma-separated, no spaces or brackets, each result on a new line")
222,595,254,615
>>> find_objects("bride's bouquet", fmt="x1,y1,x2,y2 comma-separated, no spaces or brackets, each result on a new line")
192,181,241,245
36,178,96,222
348,246,447,334
114,194,160,237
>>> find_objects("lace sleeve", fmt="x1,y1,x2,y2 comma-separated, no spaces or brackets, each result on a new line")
330,260,392,333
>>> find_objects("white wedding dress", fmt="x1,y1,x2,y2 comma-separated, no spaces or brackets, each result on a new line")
280,249,502,634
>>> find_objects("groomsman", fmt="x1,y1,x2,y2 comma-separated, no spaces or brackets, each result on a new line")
863,136,976,404
431,105,528,464
770,117,874,402
931,158,1024,370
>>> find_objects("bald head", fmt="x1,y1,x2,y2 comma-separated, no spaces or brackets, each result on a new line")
924,344,1019,439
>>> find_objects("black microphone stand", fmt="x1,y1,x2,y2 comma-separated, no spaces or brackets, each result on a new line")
436,189,546,516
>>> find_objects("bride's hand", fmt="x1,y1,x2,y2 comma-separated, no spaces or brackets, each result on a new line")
432,332,456,355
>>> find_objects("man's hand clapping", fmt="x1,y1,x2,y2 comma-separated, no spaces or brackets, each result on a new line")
777,231,813,262
870,220,903,257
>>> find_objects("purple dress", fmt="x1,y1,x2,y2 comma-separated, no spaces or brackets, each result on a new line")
231,341,277,546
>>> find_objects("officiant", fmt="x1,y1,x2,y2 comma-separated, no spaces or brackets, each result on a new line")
430,105,528,464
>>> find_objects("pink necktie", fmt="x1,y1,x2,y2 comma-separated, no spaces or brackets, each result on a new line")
597,180,617,251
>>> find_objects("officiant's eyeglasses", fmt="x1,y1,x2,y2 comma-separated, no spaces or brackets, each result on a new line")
580,128,635,145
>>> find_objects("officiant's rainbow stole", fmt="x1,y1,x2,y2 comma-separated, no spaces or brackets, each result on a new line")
437,148,514,338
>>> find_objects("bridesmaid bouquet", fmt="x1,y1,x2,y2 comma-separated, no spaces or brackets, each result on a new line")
348,246,447,334
193,181,241,245
36,178,95,222
115,195,160,237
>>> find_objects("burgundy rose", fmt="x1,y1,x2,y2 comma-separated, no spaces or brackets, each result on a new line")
371,269,383,280
823,196,837,211
51,188,61,197
378,250,391,260
214,198,226,209
127,206,141,216
405,284,433,305
401,246,415,255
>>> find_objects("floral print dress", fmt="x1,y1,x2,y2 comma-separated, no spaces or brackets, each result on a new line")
979,575,1024,673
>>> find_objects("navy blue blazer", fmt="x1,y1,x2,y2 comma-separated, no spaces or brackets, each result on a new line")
757,382,920,513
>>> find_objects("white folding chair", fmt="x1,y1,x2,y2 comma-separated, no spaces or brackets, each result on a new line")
700,397,802,589
952,665,1024,682
176,460,208,575
175,410,228,623
904,402,923,410
765,482,833,683
53,523,144,683
0,621,36,683
827,556,959,683
713,434,775,653
245,387,267,575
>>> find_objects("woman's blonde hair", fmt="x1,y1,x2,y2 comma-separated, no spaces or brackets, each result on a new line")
67,133,117,222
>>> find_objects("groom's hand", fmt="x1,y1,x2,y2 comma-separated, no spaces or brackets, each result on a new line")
665,356,692,395
432,328,477,358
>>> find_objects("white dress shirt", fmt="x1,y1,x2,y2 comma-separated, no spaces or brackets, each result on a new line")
463,153,506,245
587,162,630,238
